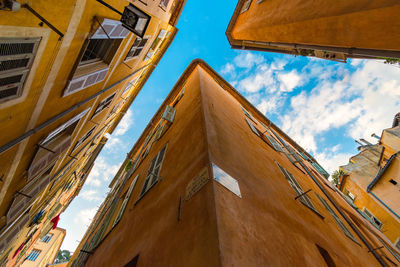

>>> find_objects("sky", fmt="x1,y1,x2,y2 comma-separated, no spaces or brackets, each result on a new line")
58,0,400,253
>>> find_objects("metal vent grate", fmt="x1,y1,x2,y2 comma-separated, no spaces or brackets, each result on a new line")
0,74,23,86
0,58,30,72
0,42,35,56
0,86,18,99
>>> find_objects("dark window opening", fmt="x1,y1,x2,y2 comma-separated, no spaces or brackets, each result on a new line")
124,254,139,267
80,39,114,65
316,244,336,267
389,179,397,185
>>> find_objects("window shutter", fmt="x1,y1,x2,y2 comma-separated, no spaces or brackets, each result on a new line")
28,136,72,180
0,38,40,102
245,118,260,137
113,175,138,227
91,19,129,39
162,105,176,123
63,67,109,96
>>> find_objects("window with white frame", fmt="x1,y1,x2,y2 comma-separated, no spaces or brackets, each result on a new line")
363,208,383,230
139,144,167,198
315,193,359,244
0,37,40,103
92,93,116,118
276,162,319,215
26,249,41,261
113,174,138,227
73,126,96,151
126,38,148,60
41,233,53,243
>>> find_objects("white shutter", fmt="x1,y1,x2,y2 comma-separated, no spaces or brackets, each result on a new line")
162,105,176,123
28,135,72,179
63,67,109,96
91,19,130,39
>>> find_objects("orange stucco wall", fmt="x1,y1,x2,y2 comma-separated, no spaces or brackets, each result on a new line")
231,0,400,51
79,61,399,266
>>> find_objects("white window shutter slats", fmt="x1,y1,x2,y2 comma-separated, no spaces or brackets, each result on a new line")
28,136,72,180
91,19,130,39
63,67,109,97
162,105,176,123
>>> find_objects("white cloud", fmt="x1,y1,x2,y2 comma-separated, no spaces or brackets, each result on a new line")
277,70,303,92
114,109,134,136
314,151,353,176
233,52,264,69
80,190,102,202
220,62,235,76
281,60,400,153
85,156,120,186
73,207,97,226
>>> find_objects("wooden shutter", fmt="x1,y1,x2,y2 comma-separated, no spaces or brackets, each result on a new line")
91,18,130,39
113,175,138,227
63,67,109,96
162,105,176,123
28,135,72,180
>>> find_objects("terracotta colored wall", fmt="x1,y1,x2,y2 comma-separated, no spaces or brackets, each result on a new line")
85,68,221,267
198,67,387,266
231,0,400,51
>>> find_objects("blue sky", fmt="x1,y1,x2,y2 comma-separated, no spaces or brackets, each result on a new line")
59,0,400,252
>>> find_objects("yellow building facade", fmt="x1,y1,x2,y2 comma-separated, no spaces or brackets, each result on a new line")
226,0,400,62
70,59,400,266
340,119,400,250
0,0,185,265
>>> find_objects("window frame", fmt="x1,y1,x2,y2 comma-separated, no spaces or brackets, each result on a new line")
316,193,360,244
91,93,116,118
0,37,41,103
276,162,321,217
26,249,41,261
138,144,168,199
125,37,149,60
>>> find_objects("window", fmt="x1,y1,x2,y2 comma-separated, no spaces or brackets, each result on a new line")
245,117,261,137
162,105,176,123
92,93,116,118
41,108,89,145
276,163,320,215
145,30,167,60
160,0,170,8
73,127,96,151
311,162,330,179
139,144,167,198
41,233,53,243
315,193,359,244
389,179,398,185
264,132,284,152
79,39,115,66
316,244,336,267
396,238,400,250
113,175,138,227
363,208,383,230
124,254,139,267
0,38,40,103
240,0,252,13
121,4,151,38
26,249,41,261
126,38,148,60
